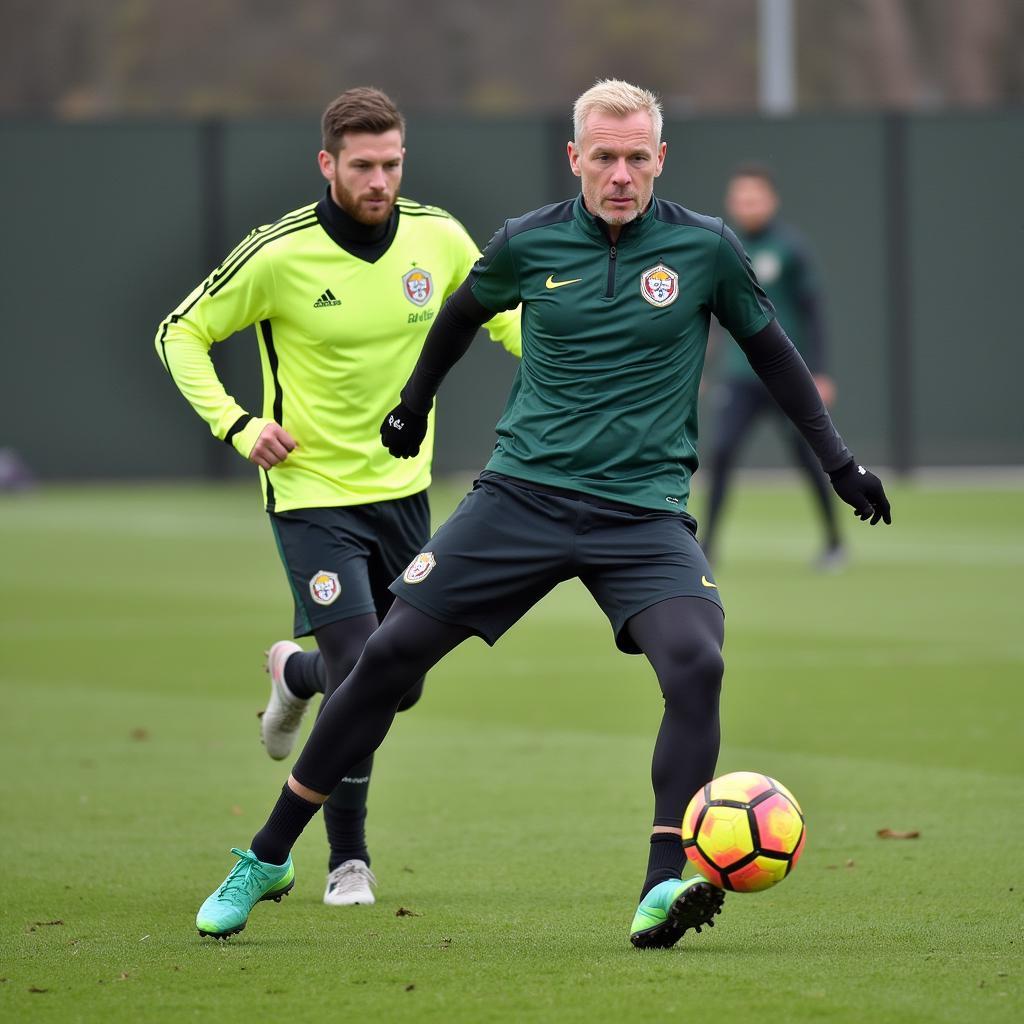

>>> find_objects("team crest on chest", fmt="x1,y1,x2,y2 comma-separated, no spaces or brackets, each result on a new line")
640,263,679,307
403,268,433,307
309,570,341,606
402,551,436,584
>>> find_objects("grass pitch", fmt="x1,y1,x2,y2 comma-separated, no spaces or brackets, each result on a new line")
1,478,1021,1022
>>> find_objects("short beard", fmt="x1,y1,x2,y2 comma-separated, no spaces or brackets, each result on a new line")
332,178,394,226
596,205,639,227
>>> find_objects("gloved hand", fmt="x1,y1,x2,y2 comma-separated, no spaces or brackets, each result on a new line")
380,398,429,459
828,459,892,525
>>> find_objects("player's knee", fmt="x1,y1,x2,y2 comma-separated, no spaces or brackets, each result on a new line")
657,634,724,706
357,619,429,688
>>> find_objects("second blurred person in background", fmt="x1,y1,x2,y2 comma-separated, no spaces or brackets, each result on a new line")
701,164,844,570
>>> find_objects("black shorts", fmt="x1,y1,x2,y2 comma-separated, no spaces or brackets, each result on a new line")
269,492,431,637
389,472,722,655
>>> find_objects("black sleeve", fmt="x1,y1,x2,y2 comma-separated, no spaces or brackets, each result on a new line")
737,319,851,473
400,280,496,415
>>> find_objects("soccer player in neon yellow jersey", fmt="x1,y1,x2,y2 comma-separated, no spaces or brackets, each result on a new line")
157,88,520,910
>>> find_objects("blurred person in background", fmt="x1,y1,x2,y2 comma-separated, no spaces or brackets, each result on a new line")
157,87,520,909
700,164,844,570
192,79,889,948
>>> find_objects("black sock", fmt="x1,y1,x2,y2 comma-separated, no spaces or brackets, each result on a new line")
324,806,370,870
250,784,321,865
322,753,373,870
641,833,685,900
283,651,326,700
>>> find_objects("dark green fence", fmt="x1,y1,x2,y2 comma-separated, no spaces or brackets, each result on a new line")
2,111,1020,481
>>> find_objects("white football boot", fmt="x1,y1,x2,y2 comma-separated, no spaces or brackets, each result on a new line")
260,640,310,760
323,860,377,906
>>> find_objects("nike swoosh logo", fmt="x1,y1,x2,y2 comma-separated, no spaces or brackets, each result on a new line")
545,275,583,290
701,576,718,589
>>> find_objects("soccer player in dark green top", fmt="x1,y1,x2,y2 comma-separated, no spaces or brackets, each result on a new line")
701,164,844,569
195,80,891,947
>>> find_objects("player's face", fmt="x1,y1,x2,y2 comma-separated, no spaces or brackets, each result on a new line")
725,176,778,233
567,111,666,231
318,129,405,225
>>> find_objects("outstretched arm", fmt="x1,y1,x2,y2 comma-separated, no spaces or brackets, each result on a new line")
380,280,495,458
737,319,891,525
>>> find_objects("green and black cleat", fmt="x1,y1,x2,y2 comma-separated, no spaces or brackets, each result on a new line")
196,848,295,939
629,877,725,949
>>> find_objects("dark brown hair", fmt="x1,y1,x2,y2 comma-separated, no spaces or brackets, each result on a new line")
729,162,778,190
320,87,406,154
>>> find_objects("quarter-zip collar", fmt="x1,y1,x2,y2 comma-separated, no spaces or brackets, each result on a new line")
572,193,658,246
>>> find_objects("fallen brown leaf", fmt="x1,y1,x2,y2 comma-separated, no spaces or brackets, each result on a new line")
28,986,48,994
34,920,64,927
130,728,149,741
877,829,920,839
405,984,416,992
395,907,420,917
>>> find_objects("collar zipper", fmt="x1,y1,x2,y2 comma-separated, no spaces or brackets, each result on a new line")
605,243,617,298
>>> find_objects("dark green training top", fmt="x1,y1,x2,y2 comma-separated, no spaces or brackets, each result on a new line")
467,195,776,513
722,217,825,380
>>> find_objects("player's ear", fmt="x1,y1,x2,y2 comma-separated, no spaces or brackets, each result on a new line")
317,149,335,182
567,141,582,178
654,141,667,177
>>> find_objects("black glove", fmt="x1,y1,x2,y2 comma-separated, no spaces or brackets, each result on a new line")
380,398,429,459
828,459,892,525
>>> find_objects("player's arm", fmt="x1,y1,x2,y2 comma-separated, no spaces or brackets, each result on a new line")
381,221,520,458
713,226,890,525
380,282,496,457
155,243,296,469
450,222,522,358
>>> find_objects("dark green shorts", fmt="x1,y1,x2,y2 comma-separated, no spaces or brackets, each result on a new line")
270,491,430,637
389,472,722,655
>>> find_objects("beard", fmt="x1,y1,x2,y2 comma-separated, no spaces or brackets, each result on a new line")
583,182,646,226
332,176,396,226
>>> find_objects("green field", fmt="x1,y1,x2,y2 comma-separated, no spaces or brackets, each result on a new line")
2,479,1021,1023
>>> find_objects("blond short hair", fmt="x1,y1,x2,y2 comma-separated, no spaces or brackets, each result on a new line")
572,79,663,145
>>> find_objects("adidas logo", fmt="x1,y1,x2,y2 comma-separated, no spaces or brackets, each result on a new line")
313,288,341,308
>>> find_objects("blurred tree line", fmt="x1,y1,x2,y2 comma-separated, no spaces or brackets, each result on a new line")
3,0,1022,118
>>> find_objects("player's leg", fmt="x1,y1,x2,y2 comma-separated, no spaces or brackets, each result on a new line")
786,428,845,569
197,599,469,938
625,597,726,949
312,614,380,904
629,597,725,884
197,475,568,937
318,491,431,906
580,507,726,948
700,380,765,565
261,508,379,759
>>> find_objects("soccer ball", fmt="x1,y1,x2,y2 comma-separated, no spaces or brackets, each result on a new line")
681,772,806,892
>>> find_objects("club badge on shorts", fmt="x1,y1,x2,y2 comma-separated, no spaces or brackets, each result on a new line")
309,570,341,606
640,263,679,308
402,267,433,307
402,551,436,584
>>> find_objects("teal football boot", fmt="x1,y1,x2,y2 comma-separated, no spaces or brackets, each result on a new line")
196,848,295,939
630,877,724,949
